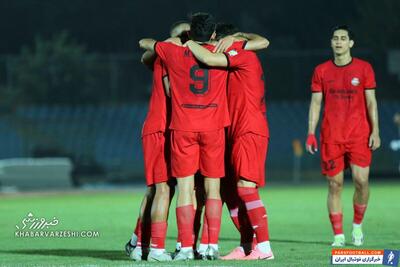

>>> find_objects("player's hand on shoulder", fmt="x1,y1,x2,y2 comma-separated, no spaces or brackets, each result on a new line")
369,131,381,151
213,35,236,53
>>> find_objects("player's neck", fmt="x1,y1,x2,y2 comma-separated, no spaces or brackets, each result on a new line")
333,53,352,66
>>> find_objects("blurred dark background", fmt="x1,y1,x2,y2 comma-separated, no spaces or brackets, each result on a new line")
0,0,399,187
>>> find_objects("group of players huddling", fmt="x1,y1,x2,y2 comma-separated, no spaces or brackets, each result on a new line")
124,12,380,262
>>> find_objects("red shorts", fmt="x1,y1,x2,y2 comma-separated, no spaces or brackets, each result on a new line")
231,133,268,187
142,131,171,186
171,129,225,178
321,142,372,177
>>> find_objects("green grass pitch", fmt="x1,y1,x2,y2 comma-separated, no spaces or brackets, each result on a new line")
0,182,399,266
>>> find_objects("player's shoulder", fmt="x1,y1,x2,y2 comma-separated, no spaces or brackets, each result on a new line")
316,59,333,69
202,43,216,52
228,41,247,51
313,59,333,74
157,40,184,50
352,57,373,68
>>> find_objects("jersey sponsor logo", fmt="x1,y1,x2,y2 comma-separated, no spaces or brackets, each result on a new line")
228,50,238,56
351,77,360,86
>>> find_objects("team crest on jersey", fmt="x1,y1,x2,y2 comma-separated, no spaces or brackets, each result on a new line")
351,77,360,86
228,50,238,56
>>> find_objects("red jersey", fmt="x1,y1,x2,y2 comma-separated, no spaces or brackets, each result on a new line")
311,58,376,144
141,57,170,136
155,42,230,132
224,46,269,139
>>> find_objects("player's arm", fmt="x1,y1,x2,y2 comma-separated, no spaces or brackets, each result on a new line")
141,50,156,69
186,40,228,67
365,90,381,150
139,38,157,52
214,32,270,53
306,92,322,154
234,32,270,51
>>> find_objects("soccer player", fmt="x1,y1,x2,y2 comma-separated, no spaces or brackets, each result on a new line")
126,21,190,262
188,23,270,260
139,13,229,261
185,25,274,260
306,25,381,247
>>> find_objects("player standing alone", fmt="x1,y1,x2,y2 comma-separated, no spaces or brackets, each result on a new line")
306,25,381,246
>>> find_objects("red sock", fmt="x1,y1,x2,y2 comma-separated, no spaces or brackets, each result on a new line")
176,205,194,248
134,218,142,247
200,215,209,244
329,212,343,235
237,187,270,243
150,222,168,249
205,199,222,244
353,204,367,225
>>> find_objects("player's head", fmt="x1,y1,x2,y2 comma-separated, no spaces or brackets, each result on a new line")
189,12,216,42
331,25,354,56
215,23,239,41
170,21,190,38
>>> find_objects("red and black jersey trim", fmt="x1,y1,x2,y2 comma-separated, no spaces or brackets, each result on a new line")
153,41,158,53
242,40,248,49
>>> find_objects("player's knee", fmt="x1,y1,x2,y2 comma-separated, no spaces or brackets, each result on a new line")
328,179,343,194
353,175,369,190
156,183,170,195
178,183,193,196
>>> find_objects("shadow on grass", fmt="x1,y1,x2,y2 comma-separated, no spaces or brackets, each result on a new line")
1,249,128,261
207,236,331,245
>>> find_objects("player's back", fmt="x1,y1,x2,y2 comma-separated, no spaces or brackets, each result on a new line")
155,42,230,132
224,48,269,139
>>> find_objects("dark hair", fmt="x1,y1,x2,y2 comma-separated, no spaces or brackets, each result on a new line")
189,12,216,42
331,25,355,40
215,23,239,40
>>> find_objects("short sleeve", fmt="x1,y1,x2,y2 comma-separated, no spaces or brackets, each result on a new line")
223,49,247,69
311,67,323,92
154,42,169,62
364,63,376,89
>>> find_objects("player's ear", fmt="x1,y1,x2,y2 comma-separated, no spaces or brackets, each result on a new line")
349,40,354,48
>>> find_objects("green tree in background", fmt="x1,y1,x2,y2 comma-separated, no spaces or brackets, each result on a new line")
9,32,101,105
